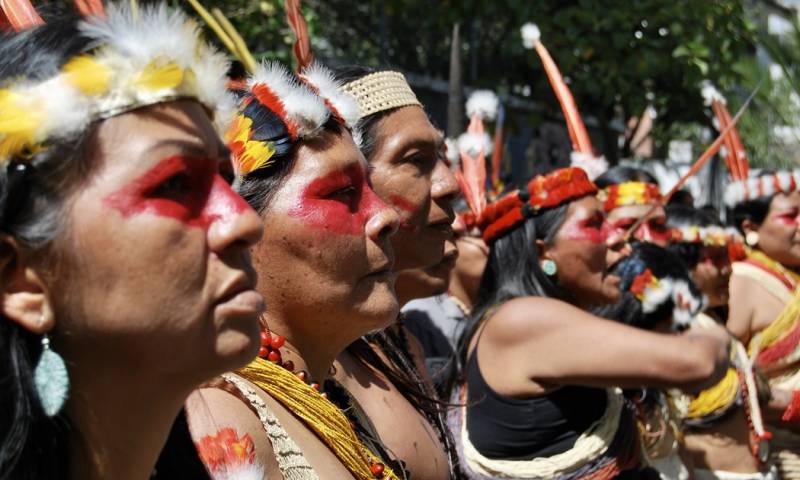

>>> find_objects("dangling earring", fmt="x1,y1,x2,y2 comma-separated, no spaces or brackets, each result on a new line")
34,327,69,417
745,231,759,247
542,259,558,276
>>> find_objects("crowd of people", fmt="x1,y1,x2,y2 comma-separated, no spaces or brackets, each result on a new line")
1,1,800,479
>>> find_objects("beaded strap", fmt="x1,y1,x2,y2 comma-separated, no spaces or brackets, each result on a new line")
222,373,319,480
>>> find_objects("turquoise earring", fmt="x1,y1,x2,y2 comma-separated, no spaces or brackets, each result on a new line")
34,329,69,417
542,259,558,276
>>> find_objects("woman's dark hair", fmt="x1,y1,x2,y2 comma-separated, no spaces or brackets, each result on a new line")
666,205,723,269
596,242,702,331
442,202,570,396
594,165,659,189
0,14,105,479
728,171,776,234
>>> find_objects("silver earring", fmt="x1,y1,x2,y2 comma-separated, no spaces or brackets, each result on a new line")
542,259,558,276
34,330,69,417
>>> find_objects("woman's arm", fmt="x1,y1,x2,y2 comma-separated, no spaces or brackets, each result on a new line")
186,386,277,480
726,273,755,345
476,297,730,397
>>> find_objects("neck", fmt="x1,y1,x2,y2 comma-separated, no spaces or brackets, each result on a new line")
265,312,352,383
448,272,475,312
67,368,189,480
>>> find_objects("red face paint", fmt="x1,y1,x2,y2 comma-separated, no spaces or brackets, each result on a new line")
774,210,800,227
288,165,388,236
564,213,610,244
104,155,249,229
388,194,422,232
611,217,670,245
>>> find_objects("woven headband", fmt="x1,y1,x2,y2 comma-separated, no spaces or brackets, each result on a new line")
477,167,598,243
339,71,421,119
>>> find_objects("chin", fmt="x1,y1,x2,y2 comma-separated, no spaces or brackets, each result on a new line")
212,329,261,373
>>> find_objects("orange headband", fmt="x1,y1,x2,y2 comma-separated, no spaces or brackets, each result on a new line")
477,167,598,243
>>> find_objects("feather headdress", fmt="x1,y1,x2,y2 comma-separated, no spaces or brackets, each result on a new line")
0,3,232,163
521,22,607,179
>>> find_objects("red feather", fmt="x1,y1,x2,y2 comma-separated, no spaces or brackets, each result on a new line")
74,0,106,18
0,0,44,32
457,115,488,218
285,0,314,72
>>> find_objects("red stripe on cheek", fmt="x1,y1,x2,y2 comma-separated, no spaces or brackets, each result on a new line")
201,175,251,227
389,194,421,232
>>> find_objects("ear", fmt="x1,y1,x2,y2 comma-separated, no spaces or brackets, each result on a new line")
535,238,550,262
742,218,760,235
0,235,54,335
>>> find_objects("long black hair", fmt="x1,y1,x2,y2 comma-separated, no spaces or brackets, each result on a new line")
0,13,100,480
443,201,570,397
727,171,776,234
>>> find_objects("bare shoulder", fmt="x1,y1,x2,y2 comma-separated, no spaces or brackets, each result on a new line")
484,296,583,342
186,381,276,480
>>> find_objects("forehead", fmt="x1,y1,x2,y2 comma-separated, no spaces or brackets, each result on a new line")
371,106,442,158
289,129,365,180
607,204,665,222
565,195,604,219
93,100,222,177
770,191,800,211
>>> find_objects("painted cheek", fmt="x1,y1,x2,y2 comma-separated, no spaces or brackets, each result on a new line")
564,220,609,244
389,194,422,232
104,156,249,230
288,168,386,236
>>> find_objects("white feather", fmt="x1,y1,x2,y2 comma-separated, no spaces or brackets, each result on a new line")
570,152,608,180
641,278,673,314
778,171,793,192
250,62,329,138
445,138,460,165
300,62,361,128
208,463,266,480
724,180,747,207
466,90,499,121
458,131,493,157
521,23,541,49
700,81,725,106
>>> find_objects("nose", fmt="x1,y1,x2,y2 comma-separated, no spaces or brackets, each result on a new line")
366,194,400,242
431,157,459,204
206,176,264,252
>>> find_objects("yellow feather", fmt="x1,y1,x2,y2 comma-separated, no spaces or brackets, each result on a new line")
225,115,275,175
0,90,42,159
62,55,112,95
135,61,184,92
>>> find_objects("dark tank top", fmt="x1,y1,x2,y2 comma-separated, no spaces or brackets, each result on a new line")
465,350,608,459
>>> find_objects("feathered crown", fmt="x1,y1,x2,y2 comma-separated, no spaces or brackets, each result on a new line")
521,22,607,180
0,2,232,164
186,0,359,176
477,167,597,243
598,181,663,212
226,62,359,176
701,82,800,208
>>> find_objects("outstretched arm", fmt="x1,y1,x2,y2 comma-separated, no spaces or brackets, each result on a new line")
475,297,730,398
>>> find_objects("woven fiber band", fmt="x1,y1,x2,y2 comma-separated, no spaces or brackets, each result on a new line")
340,71,421,118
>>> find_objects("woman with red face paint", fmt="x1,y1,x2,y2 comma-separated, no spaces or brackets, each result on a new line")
183,61,413,479
596,166,672,248
726,171,800,479
664,205,780,480
0,4,266,479
443,167,729,479
325,65,462,480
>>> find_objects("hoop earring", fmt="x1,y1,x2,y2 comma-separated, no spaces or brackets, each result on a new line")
542,259,558,276
34,329,70,417
745,231,759,247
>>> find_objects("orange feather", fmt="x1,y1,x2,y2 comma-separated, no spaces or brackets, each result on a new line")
0,0,44,32
284,0,314,72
